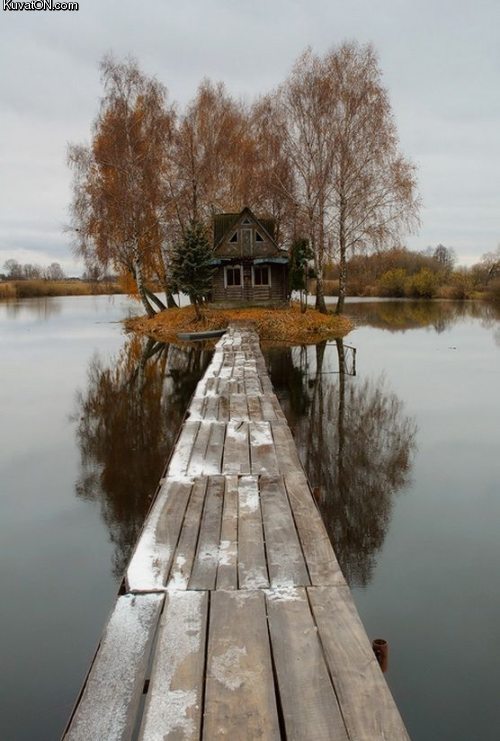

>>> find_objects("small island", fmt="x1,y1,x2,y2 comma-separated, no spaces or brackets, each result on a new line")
127,303,352,346
127,207,352,345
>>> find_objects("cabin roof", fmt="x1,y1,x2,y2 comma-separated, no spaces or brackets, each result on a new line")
213,207,277,250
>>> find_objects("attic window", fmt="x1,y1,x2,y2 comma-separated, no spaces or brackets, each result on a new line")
229,232,238,243
242,217,251,224
255,232,264,242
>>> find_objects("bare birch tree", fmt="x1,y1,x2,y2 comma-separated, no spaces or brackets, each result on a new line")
324,42,420,313
68,56,175,316
271,50,336,312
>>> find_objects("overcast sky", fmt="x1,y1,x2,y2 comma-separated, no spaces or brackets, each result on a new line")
1,0,499,274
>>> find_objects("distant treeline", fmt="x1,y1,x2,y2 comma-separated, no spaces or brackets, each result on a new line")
0,258,124,299
312,244,500,303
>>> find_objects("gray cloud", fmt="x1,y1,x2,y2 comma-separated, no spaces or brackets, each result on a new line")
1,0,499,271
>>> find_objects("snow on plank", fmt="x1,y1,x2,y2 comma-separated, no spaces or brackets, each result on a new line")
204,590,280,740
64,594,163,741
249,421,279,475
126,479,193,592
260,475,310,587
238,475,269,589
139,591,208,741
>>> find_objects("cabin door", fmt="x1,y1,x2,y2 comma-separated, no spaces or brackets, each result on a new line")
243,263,252,300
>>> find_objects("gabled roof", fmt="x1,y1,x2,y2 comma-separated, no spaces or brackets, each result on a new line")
213,207,278,250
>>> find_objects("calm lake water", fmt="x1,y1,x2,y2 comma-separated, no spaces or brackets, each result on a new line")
1,295,499,740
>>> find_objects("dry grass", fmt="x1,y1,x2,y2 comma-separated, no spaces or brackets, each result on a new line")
127,303,353,345
0,280,123,299
0,283,16,299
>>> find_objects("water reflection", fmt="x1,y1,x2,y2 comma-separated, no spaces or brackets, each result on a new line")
345,298,500,336
73,336,212,576
3,296,63,320
266,340,417,586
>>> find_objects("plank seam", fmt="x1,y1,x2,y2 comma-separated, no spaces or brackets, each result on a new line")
280,474,314,587
199,589,211,741
304,587,353,740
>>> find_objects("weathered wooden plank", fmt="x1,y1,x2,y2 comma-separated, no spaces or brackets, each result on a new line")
238,476,269,589
139,591,208,741
65,594,163,741
167,478,207,590
271,394,286,420
203,422,226,474
216,475,238,589
249,421,279,475
205,376,217,395
244,374,262,396
204,590,280,741
284,471,346,586
217,394,230,422
260,395,278,421
204,395,219,421
127,480,193,592
189,476,224,590
246,395,262,422
219,360,235,379
222,421,250,475
229,393,249,421
188,421,212,476
168,420,199,477
266,587,349,741
187,396,205,421
271,421,303,472
308,586,411,741
260,475,310,587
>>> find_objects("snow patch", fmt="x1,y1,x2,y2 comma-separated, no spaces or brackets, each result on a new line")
141,593,204,737
167,555,187,591
250,422,273,447
149,689,196,739
218,540,232,566
211,646,248,691
265,586,303,602
239,566,268,589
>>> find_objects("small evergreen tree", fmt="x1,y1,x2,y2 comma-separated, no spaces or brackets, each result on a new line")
170,222,215,320
289,238,313,313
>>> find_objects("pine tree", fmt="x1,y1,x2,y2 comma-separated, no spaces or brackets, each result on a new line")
170,222,215,320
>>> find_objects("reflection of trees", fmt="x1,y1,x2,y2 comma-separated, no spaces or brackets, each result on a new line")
345,299,471,333
73,336,211,577
267,341,417,587
4,297,63,320
345,299,500,347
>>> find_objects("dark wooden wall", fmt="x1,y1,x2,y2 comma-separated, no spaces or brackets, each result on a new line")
211,264,287,305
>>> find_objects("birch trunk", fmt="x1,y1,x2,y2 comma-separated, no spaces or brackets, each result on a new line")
133,247,156,317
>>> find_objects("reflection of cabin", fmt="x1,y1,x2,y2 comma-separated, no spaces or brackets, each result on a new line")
209,207,289,305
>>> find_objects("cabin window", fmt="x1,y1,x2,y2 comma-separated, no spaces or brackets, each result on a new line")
255,232,264,242
225,265,242,287
253,265,271,286
229,232,238,243
242,228,252,255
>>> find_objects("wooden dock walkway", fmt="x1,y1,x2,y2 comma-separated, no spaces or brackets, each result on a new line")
64,326,410,740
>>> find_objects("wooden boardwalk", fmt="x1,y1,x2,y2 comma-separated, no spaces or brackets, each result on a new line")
64,327,410,741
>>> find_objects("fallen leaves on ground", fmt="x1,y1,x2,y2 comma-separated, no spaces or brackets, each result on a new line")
126,303,352,345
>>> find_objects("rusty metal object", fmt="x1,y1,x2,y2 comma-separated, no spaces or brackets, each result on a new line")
372,638,389,673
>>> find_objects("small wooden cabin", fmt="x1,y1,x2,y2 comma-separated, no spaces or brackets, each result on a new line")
209,207,289,305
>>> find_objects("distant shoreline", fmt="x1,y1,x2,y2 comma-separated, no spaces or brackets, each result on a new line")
0,280,124,300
